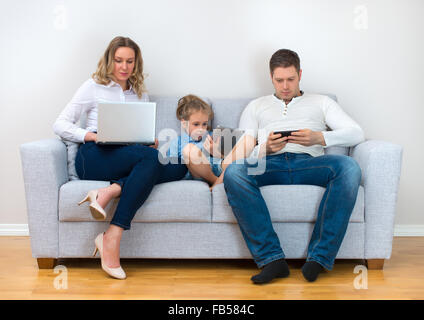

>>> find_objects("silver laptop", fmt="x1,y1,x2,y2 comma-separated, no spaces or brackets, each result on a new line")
96,101,156,145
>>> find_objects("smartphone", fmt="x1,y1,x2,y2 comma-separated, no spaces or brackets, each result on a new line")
274,130,298,138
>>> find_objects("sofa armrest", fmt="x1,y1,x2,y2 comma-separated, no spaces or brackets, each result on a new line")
350,140,403,259
20,138,68,258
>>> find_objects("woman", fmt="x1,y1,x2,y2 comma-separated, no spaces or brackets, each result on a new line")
53,36,187,279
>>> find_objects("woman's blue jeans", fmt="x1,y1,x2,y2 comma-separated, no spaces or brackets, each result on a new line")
223,152,361,270
75,142,187,230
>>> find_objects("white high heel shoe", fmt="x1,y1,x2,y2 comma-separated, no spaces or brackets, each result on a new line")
92,233,126,280
78,190,107,220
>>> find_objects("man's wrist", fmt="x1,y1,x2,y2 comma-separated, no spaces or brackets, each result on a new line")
319,131,327,146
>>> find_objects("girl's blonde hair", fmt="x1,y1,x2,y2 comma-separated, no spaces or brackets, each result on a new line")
92,36,145,98
176,95,214,130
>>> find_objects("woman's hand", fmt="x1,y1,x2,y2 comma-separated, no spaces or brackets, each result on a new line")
149,139,159,149
84,132,97,142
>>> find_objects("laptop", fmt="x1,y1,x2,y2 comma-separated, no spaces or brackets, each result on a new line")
96,101,156,145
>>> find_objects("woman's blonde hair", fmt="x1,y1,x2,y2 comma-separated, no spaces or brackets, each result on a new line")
92,36,145,98
176,95,214,130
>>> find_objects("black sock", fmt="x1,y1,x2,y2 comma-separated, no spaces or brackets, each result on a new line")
251,259,290,284
302,261,324,282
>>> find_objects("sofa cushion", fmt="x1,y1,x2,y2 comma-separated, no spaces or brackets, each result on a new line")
211,98,253,129
149,96,182,136
59,180,211,222
212,183,364,223
324,146,349,156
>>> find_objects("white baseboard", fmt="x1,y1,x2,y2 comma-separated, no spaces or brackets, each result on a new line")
0,224,424,237
393,225,424,237
0,224,29,236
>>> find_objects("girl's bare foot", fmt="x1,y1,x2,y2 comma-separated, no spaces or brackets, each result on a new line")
210,174,224,191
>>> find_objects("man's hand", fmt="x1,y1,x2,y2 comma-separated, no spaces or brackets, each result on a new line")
288,129,326,146
265,132,289,155
84,132,97,142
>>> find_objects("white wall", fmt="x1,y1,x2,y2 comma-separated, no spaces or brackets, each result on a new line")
1,0,423,227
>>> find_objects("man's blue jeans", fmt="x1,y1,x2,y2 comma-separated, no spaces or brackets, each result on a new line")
223,152,361,270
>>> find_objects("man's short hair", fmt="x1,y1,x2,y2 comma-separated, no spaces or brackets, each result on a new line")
269,49,301,74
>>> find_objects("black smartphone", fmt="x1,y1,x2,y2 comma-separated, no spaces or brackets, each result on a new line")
274,130,298,138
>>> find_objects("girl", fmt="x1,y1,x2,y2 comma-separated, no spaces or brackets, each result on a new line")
168,95,223,186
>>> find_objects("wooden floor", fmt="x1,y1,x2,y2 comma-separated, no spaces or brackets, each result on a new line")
1,236,423,300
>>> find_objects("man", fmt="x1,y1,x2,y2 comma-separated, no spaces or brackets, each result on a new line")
211,49,364,283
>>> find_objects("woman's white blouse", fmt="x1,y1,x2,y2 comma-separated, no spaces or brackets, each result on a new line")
53,78,149,143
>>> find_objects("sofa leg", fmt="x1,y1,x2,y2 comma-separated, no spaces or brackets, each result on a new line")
366,259,385,270
37,258,57,269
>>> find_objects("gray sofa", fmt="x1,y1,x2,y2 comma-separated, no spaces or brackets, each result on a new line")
20,95,403,270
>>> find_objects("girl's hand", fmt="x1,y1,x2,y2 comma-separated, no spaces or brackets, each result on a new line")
204,135,223,158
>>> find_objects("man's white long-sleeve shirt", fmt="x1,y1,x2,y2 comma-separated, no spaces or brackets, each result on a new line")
239,93,365,157
53,78,149,143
